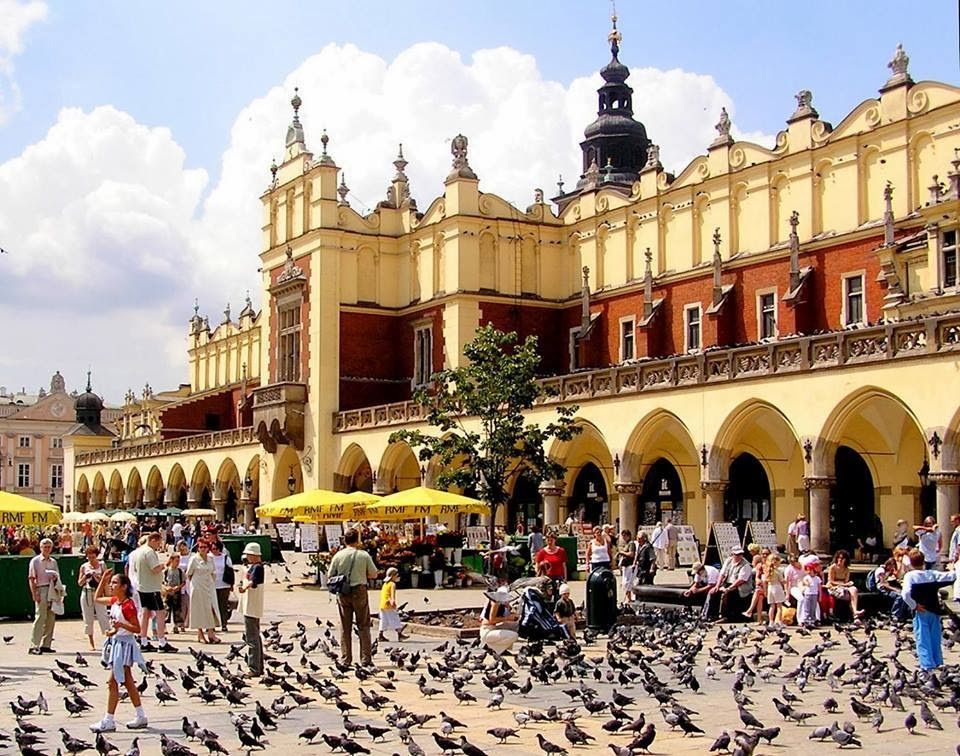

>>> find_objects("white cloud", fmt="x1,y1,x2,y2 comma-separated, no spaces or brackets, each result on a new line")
0,41,771,401
0,0,46,124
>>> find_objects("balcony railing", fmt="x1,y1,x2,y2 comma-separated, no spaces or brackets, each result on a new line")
252,382,307,451
75,426,257,466
334,313,960,433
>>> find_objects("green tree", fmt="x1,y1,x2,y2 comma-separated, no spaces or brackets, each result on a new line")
389,324,581,547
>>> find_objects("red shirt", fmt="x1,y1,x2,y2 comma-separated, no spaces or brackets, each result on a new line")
535,546,567,578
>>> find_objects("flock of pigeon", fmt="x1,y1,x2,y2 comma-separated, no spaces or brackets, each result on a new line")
3,595,960,754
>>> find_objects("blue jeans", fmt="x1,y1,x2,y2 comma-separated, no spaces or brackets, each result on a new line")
913,610,943,670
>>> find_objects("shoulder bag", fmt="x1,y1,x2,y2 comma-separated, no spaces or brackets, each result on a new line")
327,550,359,596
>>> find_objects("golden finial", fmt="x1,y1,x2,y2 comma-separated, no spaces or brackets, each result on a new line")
608,1,622,57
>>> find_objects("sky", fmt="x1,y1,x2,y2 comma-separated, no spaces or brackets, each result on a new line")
0,0,957,404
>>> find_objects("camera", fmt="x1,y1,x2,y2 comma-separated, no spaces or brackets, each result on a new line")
87,576,99,590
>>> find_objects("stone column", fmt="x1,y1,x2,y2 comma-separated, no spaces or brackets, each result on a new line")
539,481,565,529
932,472,960,562
700,480,727,529
804,476,833,555
213,499,226,522
614,482,641,536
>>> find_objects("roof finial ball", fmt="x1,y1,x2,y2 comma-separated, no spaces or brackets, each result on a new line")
291,87,302,119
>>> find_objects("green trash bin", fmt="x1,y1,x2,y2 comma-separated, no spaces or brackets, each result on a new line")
220,535,272,563
0,554,84,620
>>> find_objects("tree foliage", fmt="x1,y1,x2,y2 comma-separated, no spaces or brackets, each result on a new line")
389,325,581,544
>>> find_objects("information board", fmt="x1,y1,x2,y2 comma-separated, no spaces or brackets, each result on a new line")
703,522,741,565
571,523,592,571
324,524,343,551
465,527,487,550
675,525,698,567
744,520,779,553
275,522,296,547
299,524,319,554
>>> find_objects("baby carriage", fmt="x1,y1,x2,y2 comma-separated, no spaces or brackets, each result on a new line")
517,582,569,641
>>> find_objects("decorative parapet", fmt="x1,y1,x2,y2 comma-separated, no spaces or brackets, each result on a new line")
75,426,258,466
333,313,960,434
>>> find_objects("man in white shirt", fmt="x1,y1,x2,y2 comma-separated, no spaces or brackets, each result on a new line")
171,521,183,543
684,562,720,598
703,548,753,621
129,533,176,653
915,517,942,569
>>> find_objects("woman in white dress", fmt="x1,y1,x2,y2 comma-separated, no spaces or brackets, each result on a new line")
186,541,221,643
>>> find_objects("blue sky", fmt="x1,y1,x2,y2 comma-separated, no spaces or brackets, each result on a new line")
0,0,957,402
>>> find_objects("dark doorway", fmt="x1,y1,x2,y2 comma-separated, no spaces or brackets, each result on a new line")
351,460,374,493
570,463,608,525
640,458,684,526
176,487,187,508
725,453,771,536
830,446,875,553
200,487,212,508
507,469,543,533
225,487,238,523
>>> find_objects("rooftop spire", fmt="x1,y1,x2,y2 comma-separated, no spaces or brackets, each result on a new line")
86,370,92,393
285,86,306,153
608,2,622,59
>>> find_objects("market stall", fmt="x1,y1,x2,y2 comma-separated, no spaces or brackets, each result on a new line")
362,486,490,588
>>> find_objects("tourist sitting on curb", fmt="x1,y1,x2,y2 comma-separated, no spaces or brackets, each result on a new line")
554,583,577,639
702,547,753,621
480,586,518,655
684,562,719,599
827,549,864,619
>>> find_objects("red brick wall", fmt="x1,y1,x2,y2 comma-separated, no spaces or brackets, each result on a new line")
159,383,254,438
338,305,445,410
478,301,569,375
267,255,312,386
331,235,886,404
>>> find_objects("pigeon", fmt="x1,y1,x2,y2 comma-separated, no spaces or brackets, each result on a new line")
709,731,731,752
125,739,140,756
458,736,487,756
738,707,765,729
60,729,95,754
486,727,519,743
919,701,943,730
95,732,119,755
563,720,595,746
536,732,569,754
904,712,917,733
432,732,461,755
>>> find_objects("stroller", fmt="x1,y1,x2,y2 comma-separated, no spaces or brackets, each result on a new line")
517,582,569,641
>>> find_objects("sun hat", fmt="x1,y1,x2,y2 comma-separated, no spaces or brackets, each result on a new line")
385,566,399,579
558,583,571,595
483,586,514,604
689,561,705,574
242,542,262,557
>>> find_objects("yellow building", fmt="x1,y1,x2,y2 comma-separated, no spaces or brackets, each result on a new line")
67,32,960,555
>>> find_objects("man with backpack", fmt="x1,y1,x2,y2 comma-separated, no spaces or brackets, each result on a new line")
327,528,379,667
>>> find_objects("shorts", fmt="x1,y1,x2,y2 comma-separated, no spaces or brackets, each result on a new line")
138,591,164,612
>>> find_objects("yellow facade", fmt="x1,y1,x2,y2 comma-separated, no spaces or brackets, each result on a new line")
68,41,960,552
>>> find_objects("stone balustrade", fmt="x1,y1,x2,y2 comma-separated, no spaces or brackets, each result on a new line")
333,313,960,433
75,426,257,466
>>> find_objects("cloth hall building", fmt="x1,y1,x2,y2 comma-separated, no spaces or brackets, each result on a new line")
66,31,960,556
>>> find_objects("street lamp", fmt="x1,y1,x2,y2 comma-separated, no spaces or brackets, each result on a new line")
287,467,296,494
919,459,931,488
243,475,253,496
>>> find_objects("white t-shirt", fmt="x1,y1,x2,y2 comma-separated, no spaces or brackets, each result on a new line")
172,523,183,541
918,529,940,561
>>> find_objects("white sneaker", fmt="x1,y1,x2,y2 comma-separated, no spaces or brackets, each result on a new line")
125,715,148,730
90,717,116,733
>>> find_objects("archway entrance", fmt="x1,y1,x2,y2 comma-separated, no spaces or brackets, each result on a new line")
570,463,607,525
725,453,771,536
830,446,875,553
508,469,542,533
639,458,684,526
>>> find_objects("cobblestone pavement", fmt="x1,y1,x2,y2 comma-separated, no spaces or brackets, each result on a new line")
1,555,958,755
